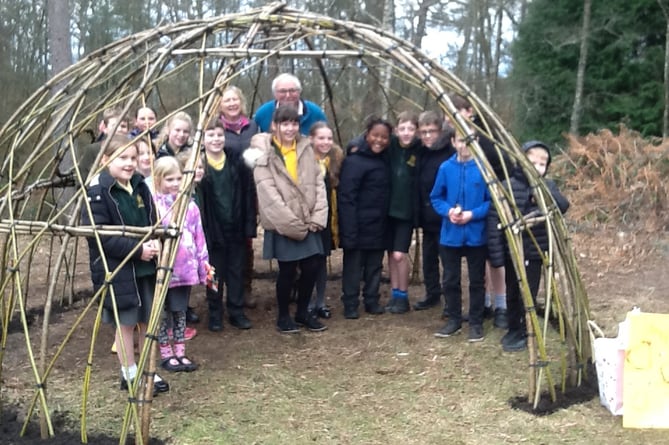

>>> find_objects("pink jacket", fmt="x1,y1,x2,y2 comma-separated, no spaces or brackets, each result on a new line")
154,193,209,288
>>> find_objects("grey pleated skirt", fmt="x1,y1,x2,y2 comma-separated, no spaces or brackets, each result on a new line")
263,230,324,262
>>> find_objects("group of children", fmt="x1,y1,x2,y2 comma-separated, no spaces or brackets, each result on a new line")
82,89,569,395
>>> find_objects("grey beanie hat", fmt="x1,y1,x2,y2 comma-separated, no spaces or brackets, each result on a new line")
521,140,551,168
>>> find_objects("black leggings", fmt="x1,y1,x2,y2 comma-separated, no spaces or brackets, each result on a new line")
276,254,321,319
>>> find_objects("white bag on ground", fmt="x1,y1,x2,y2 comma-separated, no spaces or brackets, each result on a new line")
589,317,630,416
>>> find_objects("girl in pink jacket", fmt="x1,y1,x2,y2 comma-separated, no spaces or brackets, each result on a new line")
153,156,209,372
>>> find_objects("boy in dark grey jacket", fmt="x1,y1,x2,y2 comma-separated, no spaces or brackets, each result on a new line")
487,141,570,352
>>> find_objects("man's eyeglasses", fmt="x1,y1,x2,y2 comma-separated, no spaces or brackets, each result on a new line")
276,88,300,94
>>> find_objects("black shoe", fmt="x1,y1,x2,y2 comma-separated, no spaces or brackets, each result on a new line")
413,296,440,311
483,305,494,320
153,375,170,393
276,316,299,334
388,298,410,314
434,320,462,338
494,308,509,329
295,313,328,332
120,376,168,396
229,313,252,330
344,305,359,319
502,330,527,352
364,302,385,315
177,356,199,372
468,324,485,342
161,356,185,373
384,298,397,312
501,329,526,348
186,306,200,324
208,316,223,332
315,307,332,319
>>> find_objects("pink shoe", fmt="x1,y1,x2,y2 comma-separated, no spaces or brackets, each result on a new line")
167,327,197,341
184,326,197,341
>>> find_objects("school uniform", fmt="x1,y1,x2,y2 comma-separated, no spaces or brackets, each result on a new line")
81,171,157,326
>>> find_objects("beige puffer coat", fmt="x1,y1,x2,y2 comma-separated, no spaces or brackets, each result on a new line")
247,133,327,241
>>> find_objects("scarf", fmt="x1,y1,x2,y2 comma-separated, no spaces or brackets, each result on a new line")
219,114,249,134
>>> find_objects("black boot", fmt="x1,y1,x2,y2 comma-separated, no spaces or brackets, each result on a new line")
208,299,223,332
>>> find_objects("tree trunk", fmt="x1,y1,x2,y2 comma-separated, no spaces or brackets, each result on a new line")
569,0,592,136
47,0,71,83
412,0,440,48
658,0,669,138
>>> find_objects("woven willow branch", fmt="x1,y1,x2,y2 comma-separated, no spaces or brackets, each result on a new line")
0,3,591,442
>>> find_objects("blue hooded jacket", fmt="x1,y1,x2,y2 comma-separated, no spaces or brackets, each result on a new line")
429,154,490,247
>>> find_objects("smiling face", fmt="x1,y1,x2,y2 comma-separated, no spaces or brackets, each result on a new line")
135,107,157,132
395,120,417,147
168,118,191,149
159,171,182,195
272,120,300,145
104,144,138,185
204,126,225,156
273,78,301,108
310,127,333,158
220,89,243,120
365,123,391,154
418,124,441,148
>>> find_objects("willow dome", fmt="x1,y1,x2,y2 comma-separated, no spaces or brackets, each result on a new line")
0,2,591,442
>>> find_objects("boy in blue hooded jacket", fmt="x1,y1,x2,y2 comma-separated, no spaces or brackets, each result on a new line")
430,128,490,342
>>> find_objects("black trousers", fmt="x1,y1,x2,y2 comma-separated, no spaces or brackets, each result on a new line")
206,239,247,316
341,248,385,308
439,245,487,326
422,230,444,301
505,257,542,332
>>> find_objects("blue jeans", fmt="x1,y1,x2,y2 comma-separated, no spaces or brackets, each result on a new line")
439,245,487,326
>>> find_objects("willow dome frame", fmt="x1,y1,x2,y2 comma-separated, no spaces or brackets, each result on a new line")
0,2,591,443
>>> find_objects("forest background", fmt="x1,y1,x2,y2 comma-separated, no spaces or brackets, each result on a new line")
1,0,669,146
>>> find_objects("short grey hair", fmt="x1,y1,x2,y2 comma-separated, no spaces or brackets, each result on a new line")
271,73,302,94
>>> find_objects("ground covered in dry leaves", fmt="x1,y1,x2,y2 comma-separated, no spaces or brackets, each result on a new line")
2,127,669,444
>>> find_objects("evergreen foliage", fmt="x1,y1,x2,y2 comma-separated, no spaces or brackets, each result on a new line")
510,0,665,145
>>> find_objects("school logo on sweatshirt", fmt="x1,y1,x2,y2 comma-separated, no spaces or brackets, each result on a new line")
136,195,145,208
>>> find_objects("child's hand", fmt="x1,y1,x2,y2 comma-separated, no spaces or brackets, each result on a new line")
140,240,159,261
448,207,472,225
205,262,216,281
308,223,323,232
